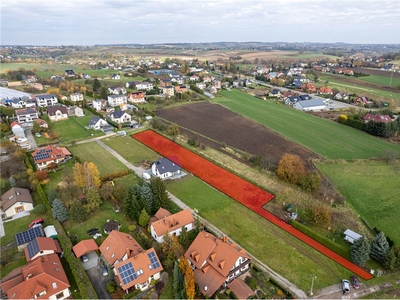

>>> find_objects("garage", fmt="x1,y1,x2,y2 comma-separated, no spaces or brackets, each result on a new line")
72,239,99,270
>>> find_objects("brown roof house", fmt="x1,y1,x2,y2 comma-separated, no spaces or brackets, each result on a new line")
150,208,194,243
1,187,34,218
47,106,68,122
1,253,71,300
184,231,252,298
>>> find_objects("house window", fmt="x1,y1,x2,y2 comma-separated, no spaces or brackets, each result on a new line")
136,269,144,276
52,282,57,289
55,291,64,299
14,206,24,213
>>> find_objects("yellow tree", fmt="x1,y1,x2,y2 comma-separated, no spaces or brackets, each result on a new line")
179,256,195,299
84,162,101,192
276,154,306,185
73,162,86,192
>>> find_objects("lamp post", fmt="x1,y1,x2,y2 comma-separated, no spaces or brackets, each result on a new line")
310,274,316,296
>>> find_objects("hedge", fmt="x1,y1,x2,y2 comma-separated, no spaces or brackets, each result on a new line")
289,219,350,258
100,170,130,182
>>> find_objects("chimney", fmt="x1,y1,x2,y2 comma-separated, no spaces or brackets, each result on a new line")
26,274,32,280
223,236,228,243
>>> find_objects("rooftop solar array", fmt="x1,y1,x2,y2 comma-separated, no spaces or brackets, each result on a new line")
117,262,138,285
148,251,161,269
15,226,44,246
33,149,57,161
26,237,40,259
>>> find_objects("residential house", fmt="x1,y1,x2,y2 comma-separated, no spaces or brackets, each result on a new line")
67,106,84,117
88,115,109,130
127,92,146,103
1,187,34,218
47,106,68,122
111,74,121,80
15,226,45,251
206,86,218,94
293,99,326,111
70,93,83,102
110,111,131,124
11,121,25,139
126,81,135,89
291,79,303,88
16,107,39,123
202,76,212,83
10,98,27,108
25,75,38,83
189,75,199,82
34,118,49,129
160,86,174,97
354,96,371,106
184,232,251,298
1,253,71,300
81,74,91,79
92,99,107,111
36,94,58,107
171,77,185,85
269,89,281,97
195,82,206,90
50,75,63,81
363,113,392,123
318,86,333,95
299,94,312,101
333,92,349,101
159,78,172,87
134,82,154,91
150,208,194,243
285,96,301,105
343,69,354,76
107,95,127,107
65,69,76,77
24,237,62,262
99,231,145,267
301,83,317,93
212,80,221,90
174,85,188,94
108,86,127,95
32,145,71,170
151,157,182,179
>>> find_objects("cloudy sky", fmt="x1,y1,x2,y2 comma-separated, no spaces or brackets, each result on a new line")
1,0,400,45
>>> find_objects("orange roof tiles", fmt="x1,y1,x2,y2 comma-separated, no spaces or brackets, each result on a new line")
72,239,99,258
24,237,62,261
151,208,194,237
228,278,255,299
99,231,143,266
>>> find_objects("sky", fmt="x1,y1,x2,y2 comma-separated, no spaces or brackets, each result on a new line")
1,0,400,45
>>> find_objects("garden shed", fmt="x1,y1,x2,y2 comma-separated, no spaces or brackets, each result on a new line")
344,229,362,244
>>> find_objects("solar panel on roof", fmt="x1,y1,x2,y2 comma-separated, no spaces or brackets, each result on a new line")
117,262,138,285
15,226,44,246
27,238,40,259
148,251,161,269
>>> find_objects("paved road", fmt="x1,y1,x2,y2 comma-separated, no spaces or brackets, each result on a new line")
94,139,307,299
25,128,38,150
315,281,395,299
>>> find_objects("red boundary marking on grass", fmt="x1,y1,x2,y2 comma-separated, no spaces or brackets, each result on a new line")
133,130,374,280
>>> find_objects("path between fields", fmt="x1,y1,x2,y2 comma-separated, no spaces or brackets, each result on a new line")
94,137,307,299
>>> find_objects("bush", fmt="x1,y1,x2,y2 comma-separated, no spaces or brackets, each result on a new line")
107,281,117,293
100,170,130,182
34,204,46,214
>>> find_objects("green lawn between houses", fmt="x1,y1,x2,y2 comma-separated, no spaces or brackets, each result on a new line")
68,141,128,176
165,175,352,292
316,161,400,246
213,90,400,159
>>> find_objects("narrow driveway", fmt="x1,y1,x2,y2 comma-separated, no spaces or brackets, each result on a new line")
86,266,111,299
25,128,38,150
95,138,307,299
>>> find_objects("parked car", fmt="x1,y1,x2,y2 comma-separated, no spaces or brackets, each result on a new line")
342,279,350,293
29,218,44,228
35,132,42,137
81,254,89,263
102,266,108,276
351,275,360,289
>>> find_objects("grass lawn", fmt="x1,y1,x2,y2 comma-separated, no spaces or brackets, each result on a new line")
316,161,400,246
213,90,400,159
62,200,133,246
68,142,128,176
357,74,400,87
101,135,160,165
165,175,352,292
160,274,174,299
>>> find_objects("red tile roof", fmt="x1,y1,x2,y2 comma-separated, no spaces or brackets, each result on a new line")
228,278,255,299
24,237,62,262
100,231,144,266
31,146,69,164
10,121,21,128
363,113,392,123
151,208,194,237
73,239,99,258
1,254,70,300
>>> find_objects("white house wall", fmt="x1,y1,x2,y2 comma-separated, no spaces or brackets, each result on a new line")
4,202,34,218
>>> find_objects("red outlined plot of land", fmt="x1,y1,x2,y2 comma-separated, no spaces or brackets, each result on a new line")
133,130,374,280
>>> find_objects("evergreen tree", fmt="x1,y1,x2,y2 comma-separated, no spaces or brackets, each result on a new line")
139,184,154,214
51,199,68,223
139,208,150,227
179,226,190,249
383,247,397,270
9,177,16,187
69,199,88,222
85,189,103,213
370,232,390,262
150,177,171,210
93,78,101,92
350,237,370,266
47,188,60,206
125,187,141,222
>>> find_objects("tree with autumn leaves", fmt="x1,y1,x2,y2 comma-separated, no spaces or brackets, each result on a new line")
73,162,101,193
179,256,195,299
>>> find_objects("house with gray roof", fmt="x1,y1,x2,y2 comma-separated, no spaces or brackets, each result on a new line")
36,94,58,107
88,115,109,130
109,111,131,124
151,157,182,179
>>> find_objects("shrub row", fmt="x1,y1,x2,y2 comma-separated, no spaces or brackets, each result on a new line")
54,222,98,299
101,169,130,182
269,277,293,298
289,219,350,258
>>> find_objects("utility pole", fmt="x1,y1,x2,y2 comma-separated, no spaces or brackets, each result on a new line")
310,274,316,296
389,71,393,87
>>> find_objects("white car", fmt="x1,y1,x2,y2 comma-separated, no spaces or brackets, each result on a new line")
342,279,350,293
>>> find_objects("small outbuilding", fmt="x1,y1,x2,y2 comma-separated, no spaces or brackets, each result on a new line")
44,225,58,238
344,229,362,244
73,239,99,258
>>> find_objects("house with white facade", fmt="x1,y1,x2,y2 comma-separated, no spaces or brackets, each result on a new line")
127,92,146,103
15,107,39,123
150,208,194,243
134,82,154,91
47,106,68,122
70,93,83,102
151,157,182,179
0,187,34,218
31,145,71,170
88,115,109,130
107,95,127,107
36,94,58,107
110,111,131,123
92,99,107,111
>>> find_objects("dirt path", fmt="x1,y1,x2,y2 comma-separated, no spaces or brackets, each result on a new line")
315,282,395,299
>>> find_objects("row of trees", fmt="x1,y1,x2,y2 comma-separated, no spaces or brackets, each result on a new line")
351,232,400,271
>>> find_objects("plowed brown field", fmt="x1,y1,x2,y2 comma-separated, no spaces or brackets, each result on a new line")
155,102,319,169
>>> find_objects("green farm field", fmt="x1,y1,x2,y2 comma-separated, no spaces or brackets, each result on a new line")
316,161,400,246
213,90,400,159
68,142,128,175
357,74,400,87
165,175,352,292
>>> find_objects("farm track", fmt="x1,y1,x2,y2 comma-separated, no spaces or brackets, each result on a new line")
155,102,319,170
133,130,374,281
